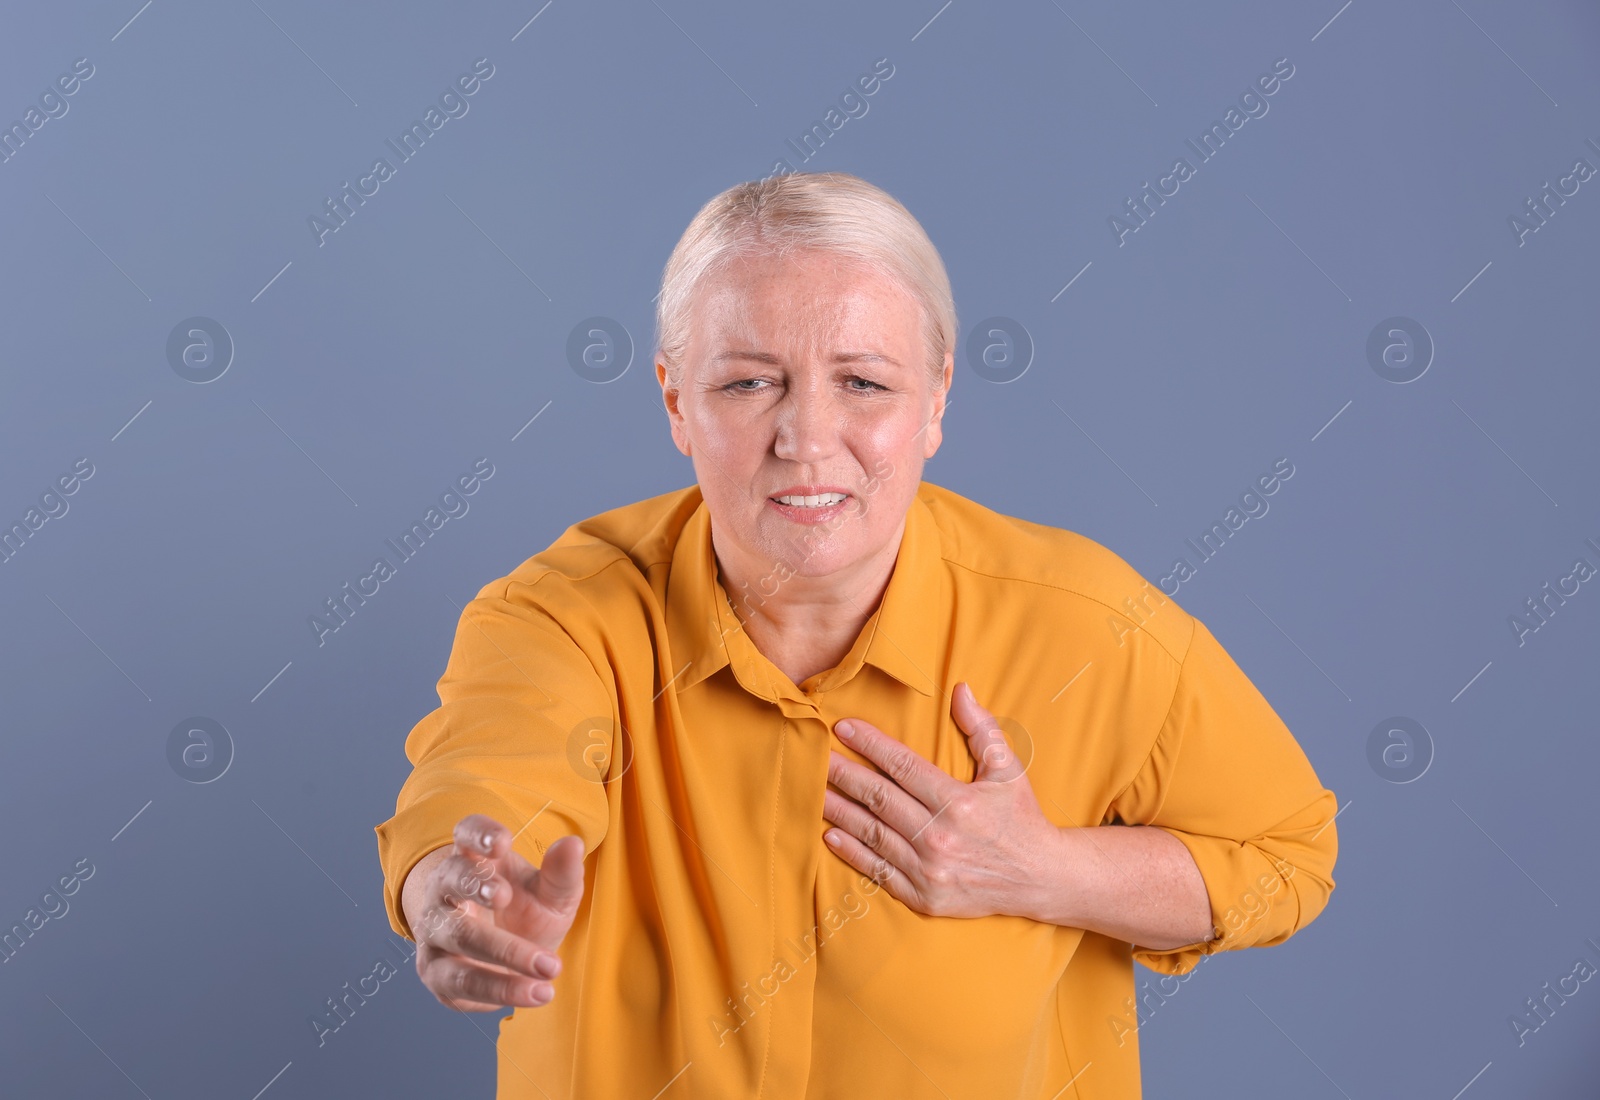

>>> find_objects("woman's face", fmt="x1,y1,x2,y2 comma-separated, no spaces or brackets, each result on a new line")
658,247,952,586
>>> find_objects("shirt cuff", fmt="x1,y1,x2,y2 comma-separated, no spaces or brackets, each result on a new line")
1129,825,1296,975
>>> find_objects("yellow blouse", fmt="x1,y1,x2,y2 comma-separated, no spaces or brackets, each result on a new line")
375,479,1338,1099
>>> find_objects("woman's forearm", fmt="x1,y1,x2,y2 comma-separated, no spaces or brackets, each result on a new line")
1025,825,1215,951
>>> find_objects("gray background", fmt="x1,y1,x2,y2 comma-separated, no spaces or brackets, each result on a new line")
2,0,1597,1096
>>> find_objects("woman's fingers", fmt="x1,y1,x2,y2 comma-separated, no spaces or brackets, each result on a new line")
527,834,586,914
412,815,591,1012
414,852,565,1011
450,815,586,927
453,813,539,883
416,940,555,1011
430,882,565,981
415,849,496,942
488,835,588,952
821,788,918,872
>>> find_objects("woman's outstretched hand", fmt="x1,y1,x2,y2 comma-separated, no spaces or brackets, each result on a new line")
411,814,587,1012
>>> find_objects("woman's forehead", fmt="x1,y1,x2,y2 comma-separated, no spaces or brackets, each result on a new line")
695,267,919,335
675,251,927,374
693,312,919,371
708,247,910,298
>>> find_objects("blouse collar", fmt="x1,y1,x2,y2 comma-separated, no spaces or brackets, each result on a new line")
663,483,944,700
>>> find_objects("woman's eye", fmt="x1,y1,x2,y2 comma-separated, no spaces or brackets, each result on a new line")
722,377,884,392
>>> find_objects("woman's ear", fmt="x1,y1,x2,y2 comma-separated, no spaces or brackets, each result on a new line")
657,361,691,457
924,351,954,458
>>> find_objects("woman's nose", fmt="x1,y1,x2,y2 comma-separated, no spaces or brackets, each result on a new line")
773,389,840,461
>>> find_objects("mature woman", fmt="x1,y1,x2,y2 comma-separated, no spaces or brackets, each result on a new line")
375,172,1338,1099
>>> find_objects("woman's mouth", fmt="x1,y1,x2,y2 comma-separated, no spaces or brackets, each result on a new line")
767,492,852,523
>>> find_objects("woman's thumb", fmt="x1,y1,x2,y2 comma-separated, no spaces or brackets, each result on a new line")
533,835,587,912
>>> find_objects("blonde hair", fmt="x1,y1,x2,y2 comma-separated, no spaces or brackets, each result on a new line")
655,172,956,394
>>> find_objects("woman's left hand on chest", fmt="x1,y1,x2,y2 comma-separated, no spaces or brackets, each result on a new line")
822,681,1065,920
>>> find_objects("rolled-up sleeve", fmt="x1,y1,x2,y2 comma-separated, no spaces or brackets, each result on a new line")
1106,615,1339,975
374,576,615,942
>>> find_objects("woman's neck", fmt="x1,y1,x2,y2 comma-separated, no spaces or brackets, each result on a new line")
714,526,904,688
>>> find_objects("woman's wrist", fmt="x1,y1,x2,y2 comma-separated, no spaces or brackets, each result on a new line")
1018,824,1088,927
1021,825,1213,951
